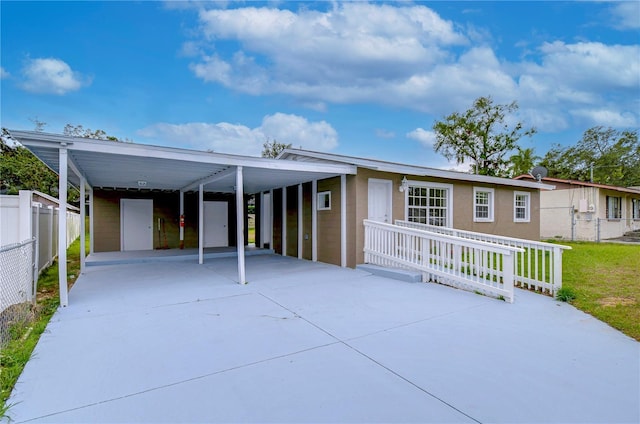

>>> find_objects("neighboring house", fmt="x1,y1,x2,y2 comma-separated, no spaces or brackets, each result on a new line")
10,130,552,305
514,175,640,241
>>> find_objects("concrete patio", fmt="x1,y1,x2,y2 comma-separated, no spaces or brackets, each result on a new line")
6,255,639,423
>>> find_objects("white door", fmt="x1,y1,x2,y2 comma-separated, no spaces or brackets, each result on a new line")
368,179,392,223
121,199,153,251
204,201,228,247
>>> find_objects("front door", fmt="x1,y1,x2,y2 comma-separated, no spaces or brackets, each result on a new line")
368,179,392,223
121,199,153,251
204,201,229,247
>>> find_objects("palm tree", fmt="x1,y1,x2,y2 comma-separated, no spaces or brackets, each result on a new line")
508,147,540,178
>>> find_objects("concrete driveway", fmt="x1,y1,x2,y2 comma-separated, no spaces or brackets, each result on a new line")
6,255,639,423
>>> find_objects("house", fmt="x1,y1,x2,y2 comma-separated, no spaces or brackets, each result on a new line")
10,130,553,305
514,175,640,241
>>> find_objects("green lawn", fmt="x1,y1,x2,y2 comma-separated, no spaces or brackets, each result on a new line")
559,242,640,341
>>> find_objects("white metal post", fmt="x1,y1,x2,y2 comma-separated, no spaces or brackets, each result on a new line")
89,188,94,254
58,146,69,307
198,184,204,265
179,190,185,249
31,204,40,301
282,186,287,257
298,184,303,259
269,189,274,249
80,176,86,273
236,166,246,284
259,191,265,248
312,180,318,262
341,174,347,267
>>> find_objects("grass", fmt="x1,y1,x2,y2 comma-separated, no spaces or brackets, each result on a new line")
0,234,86,418
558,241,640,341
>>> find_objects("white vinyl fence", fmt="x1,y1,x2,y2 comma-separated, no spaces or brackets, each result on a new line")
364,220,522,303
395,220,571,295
0,191,81,346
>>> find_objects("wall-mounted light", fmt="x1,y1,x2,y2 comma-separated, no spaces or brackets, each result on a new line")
399,176,408,192
137,180,147,187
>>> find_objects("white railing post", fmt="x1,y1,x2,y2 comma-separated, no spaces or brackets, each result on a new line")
553,246,563,295
503,253,515,303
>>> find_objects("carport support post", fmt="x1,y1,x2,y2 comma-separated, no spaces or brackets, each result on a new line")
298,184,303,259
198,184,204,265
282,186,287,257
236,166,246,284
312,180,317,262
89,188,94,254
58,145,69,307
179,191,184,249
80,176,86,273
340,174,347,268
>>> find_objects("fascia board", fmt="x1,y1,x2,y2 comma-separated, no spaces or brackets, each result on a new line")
11,130,356,176
280,149,555,190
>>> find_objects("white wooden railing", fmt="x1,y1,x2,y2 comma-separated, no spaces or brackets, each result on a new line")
395,220,571,295
364,220,523,303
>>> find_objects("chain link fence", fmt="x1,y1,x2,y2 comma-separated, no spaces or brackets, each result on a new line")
0,238,36,347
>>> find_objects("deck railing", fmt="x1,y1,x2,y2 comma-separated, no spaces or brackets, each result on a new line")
364,220,523,303
395,220,571,295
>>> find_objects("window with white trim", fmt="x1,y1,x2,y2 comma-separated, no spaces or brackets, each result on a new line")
514,191,530,222
317,191,331,210
606,196,622,219
473,187,494,222
633,198,640,220
406,182,452,227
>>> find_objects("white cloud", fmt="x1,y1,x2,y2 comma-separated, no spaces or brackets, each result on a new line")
0,67,9,79
20,58,90,95
182,3,639,132
569,108,638,128
609,2,640,30
137,113,338,156
407,128,437,147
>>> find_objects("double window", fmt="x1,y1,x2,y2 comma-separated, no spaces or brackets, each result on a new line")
473,187,494,222
406,182,452,227
606,196,622,220
514,191,531,222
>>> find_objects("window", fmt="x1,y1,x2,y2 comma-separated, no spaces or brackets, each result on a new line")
317,191,331,210
606,196,622,219
406,182,452,227
514,191,530,222
632,198,640,220
473,187,494,222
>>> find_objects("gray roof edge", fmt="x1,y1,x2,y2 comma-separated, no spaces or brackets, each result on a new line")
278,149,555,190
9,130,356,175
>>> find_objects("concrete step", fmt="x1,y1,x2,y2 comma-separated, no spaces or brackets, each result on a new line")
356,264,422,283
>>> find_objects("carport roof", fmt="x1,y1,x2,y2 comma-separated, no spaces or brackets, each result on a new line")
9,131,356,193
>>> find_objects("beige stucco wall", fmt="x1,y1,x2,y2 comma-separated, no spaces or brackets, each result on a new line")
93,189,236,252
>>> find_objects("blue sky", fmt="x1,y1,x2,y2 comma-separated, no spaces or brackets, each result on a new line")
1,1,638,170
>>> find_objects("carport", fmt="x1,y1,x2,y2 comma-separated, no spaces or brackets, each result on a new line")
10,130,356,306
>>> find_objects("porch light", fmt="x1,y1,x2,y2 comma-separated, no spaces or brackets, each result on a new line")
399,176,409,192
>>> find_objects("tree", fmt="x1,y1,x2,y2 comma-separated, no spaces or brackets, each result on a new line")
508,147,541,178
432,96,536,176
1,129,60,196
541,126,639,187
261,138,292,158
63,124,122,141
